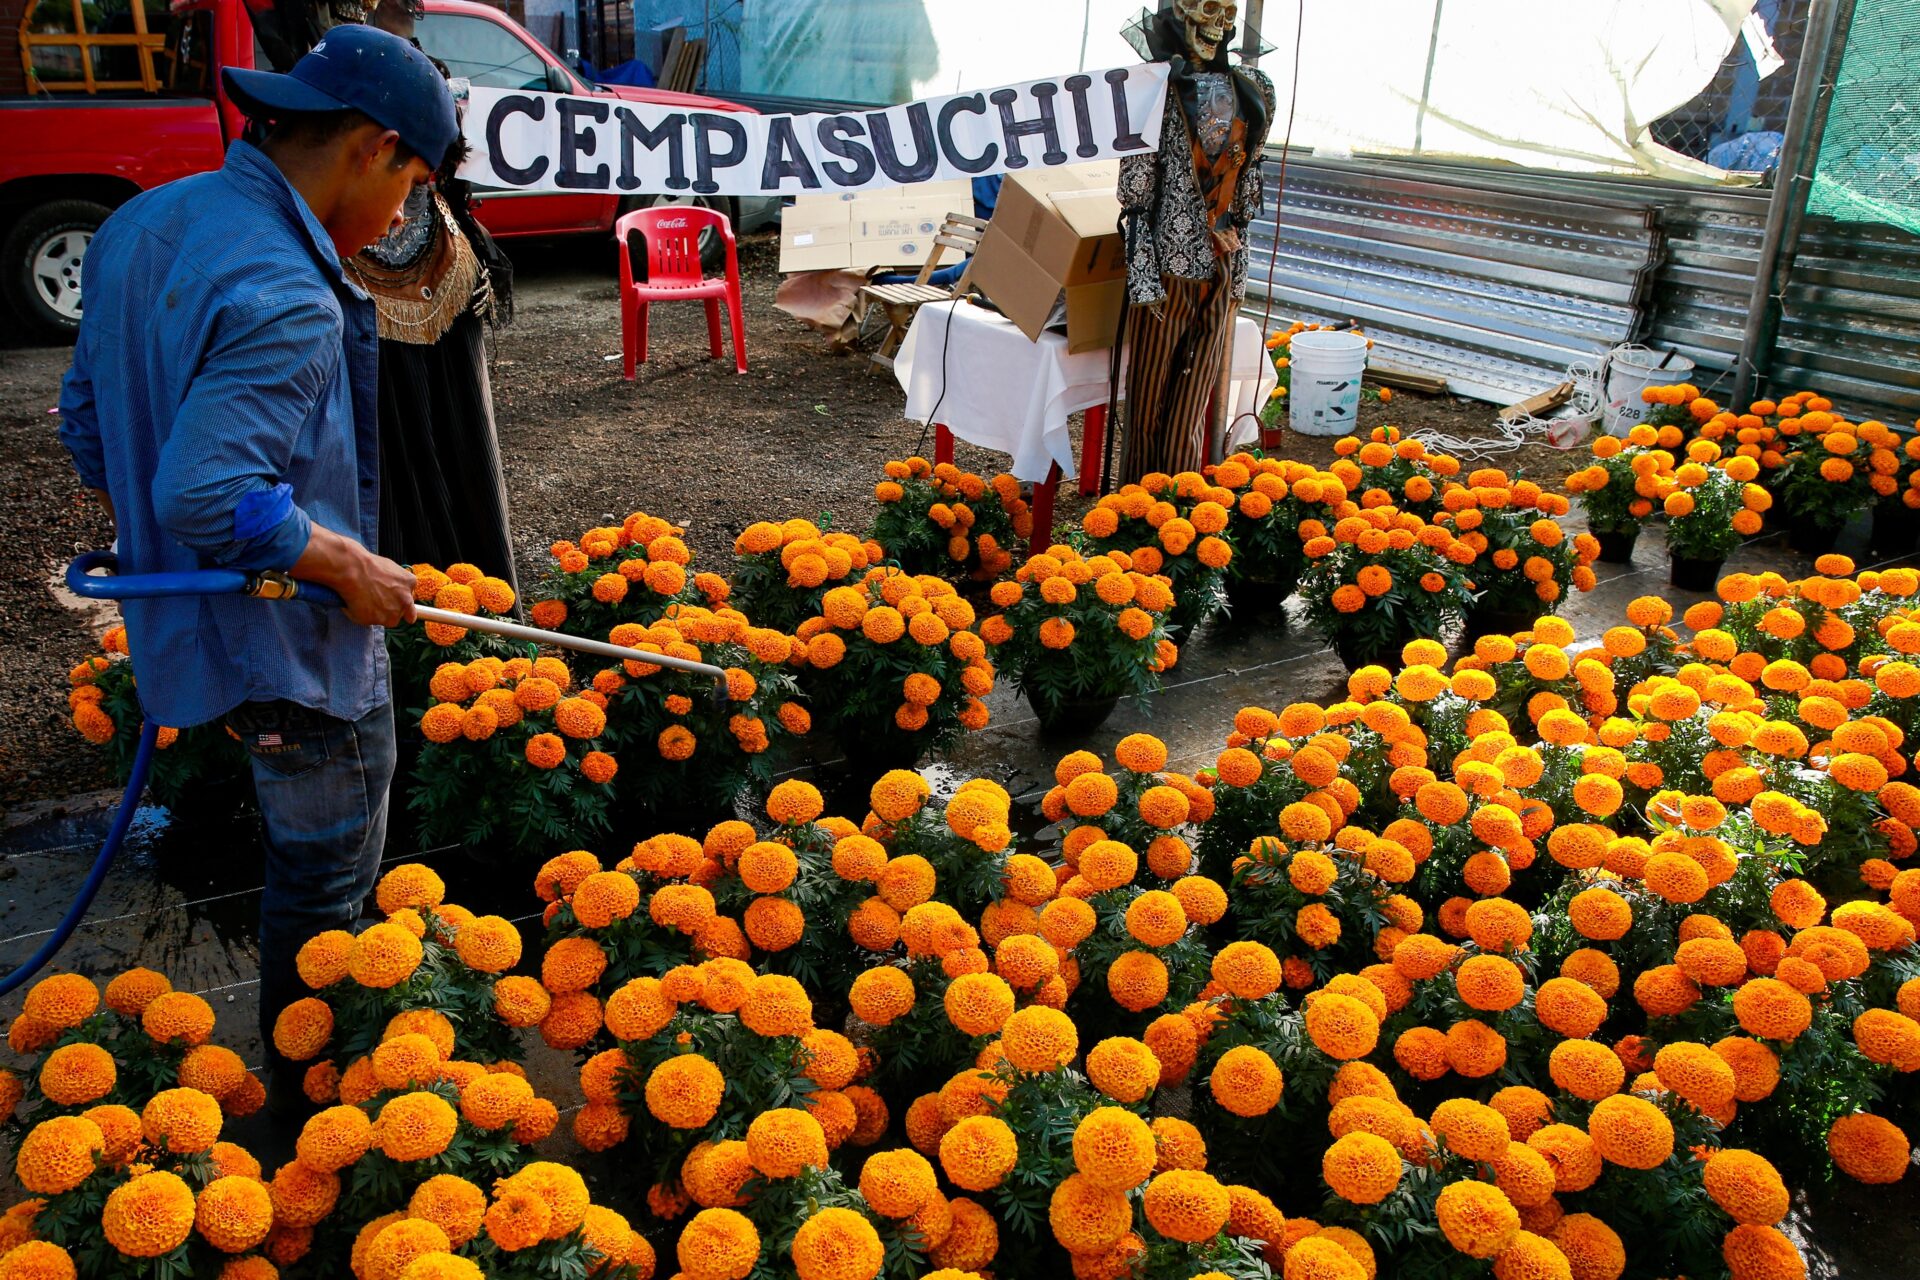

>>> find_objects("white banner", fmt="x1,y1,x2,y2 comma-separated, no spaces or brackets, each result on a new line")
458,63,1169,197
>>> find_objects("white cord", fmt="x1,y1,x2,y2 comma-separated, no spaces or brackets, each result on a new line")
1408,344,1646,462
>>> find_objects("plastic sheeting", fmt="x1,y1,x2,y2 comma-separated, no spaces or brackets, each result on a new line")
722,0,1759,182
736,0,1141,105
1259,0,1758,180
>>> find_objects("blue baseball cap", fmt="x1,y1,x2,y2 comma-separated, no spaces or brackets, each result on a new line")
223,25,458,168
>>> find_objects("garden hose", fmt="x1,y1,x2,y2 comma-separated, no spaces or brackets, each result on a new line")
0,551,732,992
0,720,156,997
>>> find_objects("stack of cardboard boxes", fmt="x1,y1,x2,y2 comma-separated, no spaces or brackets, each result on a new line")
777,161,1127,355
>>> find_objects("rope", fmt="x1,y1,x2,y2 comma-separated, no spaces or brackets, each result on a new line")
1399,346,1631,462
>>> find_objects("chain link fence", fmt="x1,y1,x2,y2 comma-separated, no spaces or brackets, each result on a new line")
1648,0,1811,174
1806,0,1920,235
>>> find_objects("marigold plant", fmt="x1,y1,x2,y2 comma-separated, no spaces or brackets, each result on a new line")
1081,470,1234,638
982,544,1174,724
867,457,1029,581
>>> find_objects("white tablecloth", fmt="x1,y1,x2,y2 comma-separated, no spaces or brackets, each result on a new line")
894,300,1278,483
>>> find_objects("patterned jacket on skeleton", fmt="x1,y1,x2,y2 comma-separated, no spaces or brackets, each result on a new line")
1118,64,1276,307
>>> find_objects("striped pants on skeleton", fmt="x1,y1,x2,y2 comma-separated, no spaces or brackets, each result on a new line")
1119,267,1238,483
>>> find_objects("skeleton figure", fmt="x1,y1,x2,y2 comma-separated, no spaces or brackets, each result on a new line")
1112,3,1273,483
1177,0,1238,64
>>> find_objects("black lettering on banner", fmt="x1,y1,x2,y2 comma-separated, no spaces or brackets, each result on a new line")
817,115,877,187
760,115,821,189
989,82,1066,169
556,97,611,189
935,94,997,173
1062,74,1099,158
868,102,939,184
691,112,749,195
616,107,689,191
486,93,549,185
1105,68,1148,150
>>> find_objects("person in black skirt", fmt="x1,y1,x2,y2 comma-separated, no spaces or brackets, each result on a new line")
347,1,520,597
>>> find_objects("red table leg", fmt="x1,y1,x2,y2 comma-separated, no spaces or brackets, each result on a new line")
934,423,954,467
1080,405,1106,496
1029,463,1061,557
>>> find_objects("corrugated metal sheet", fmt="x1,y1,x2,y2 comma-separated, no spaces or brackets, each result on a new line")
1636,187,1767,394
1241,154,1664,403
1239,151,1920,423
1772,216,1920,423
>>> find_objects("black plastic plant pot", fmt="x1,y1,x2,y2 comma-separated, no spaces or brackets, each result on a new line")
1025,689,1122,739
1787,513,1841,557
1221,572,1298,623
1592,527,1639,564
1460,604,1542,644
1331,630,1409,672
1871,503,1920,560
1669,555,1725,592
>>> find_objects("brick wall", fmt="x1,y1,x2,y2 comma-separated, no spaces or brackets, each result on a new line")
1,0,27,97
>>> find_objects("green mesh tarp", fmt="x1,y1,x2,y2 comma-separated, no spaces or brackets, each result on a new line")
1806,0,1920,235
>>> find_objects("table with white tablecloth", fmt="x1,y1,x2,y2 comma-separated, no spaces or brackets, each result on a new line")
893,299,1280,488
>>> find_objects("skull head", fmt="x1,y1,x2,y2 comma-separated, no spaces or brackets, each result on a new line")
1175,0,1237,64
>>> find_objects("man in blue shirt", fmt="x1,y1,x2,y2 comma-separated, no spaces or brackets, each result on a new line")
57,26,458,1115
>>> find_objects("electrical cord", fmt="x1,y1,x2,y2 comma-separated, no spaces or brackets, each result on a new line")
912,297,961,463
1256,4,1306,340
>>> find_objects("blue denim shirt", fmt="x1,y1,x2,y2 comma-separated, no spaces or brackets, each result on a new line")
59,141,389,728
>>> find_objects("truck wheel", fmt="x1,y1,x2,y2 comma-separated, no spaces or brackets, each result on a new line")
632,194,735,275
3,199,111,341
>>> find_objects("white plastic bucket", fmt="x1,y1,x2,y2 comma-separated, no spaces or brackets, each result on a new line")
1287,330,1370,437
1603,348,1696,435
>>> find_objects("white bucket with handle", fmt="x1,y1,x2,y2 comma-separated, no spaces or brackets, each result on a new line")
1287,330,1370,437
1602,346,1696,435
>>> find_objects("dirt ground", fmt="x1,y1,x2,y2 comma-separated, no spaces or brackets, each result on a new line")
0,228,1574,809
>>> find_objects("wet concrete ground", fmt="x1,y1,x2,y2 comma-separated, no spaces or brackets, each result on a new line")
2,518,1916,1271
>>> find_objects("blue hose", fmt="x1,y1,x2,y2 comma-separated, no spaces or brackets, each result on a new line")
0,720,159,996
0,552,337,995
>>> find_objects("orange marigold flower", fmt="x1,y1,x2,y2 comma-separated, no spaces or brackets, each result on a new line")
859,1147,937,1218
141,1087,223,1155
789,1206,879,1280
1827,1113,1910,1183
1587,1094,1673,1170
103,967,171,1018
39,1042,115,1108
195,1175,274,1253
939,1115,1018,1192
746,1108,829,1179
373,1091,458,1161
142,991,216,1046
1072,1107,1156,1192
1211,1045,1284,1117
1048,1173,1132,1255
1703,1149,1788,1226
1431,1098,1511,1163
16,1115,105,1196
0,1242,76,1280
1436,1180,1520,1258
1086,1036,1161,1103
1142,1168,1231,1243
1527,1124,1602,1193
103,1170,196,1258
1322,1132,1403,1205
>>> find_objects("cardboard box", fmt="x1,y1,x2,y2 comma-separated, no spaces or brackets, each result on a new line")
966,161,1126,353
778,180,974,273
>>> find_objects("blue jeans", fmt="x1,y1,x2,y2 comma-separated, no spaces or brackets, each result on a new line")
226,698,394,1100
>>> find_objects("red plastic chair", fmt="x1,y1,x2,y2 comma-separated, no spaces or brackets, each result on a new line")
614,205,746,377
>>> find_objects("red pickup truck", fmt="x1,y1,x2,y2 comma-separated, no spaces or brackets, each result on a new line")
2,0,770,338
